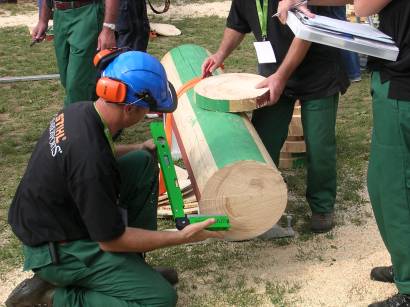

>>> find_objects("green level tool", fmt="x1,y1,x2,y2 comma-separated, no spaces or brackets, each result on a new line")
150,122,230,231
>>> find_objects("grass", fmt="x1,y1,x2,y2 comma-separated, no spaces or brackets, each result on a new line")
0,14,372,306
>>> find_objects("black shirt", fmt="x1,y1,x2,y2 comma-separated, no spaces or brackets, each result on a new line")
227,0,349,100
8,102,125,246
368,0,410,101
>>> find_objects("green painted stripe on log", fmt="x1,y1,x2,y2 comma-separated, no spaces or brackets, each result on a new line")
195,92,230,113
169,44,266,168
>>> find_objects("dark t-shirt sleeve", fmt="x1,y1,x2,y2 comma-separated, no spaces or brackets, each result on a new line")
227,0,252,33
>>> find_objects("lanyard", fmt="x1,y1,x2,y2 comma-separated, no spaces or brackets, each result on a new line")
255,0,268,40
94,103,115,155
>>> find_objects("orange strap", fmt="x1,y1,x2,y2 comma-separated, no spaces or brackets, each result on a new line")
176,77,202,98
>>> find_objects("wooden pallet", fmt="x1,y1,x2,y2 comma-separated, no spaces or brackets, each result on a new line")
279,102,306,169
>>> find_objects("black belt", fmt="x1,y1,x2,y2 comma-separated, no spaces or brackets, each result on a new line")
53,0,95,10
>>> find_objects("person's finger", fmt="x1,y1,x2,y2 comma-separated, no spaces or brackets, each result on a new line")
255,78,268,89
297,6,315,18
202,59,213,78
196,218,216,229
278,11,288,24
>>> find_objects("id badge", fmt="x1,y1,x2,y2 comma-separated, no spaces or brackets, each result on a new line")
253,41,276,64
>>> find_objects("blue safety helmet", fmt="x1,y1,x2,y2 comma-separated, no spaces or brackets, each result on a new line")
102,51,177,113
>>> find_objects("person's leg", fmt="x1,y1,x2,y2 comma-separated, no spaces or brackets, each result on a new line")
340,50,361,81
116,0,149,51
301,95,338,214
368,72,410,294
117,150,158,230
251,96,295,166
37,240,177,307
64,3,103,105
53,9,70,99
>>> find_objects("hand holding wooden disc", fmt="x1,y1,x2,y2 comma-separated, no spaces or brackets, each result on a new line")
194,73,268,112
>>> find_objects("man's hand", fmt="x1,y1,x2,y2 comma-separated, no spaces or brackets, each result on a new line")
201,53,224,78
141,139,156,153
255,73,286,107
277,0,315,24
31,21,48,43
179,219,224,243
97,27,116,51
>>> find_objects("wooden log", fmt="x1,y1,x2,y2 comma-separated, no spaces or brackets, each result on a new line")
194,73,268,112
161,44,287,241
279,152,306,169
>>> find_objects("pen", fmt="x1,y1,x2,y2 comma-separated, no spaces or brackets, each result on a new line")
272,0,308,18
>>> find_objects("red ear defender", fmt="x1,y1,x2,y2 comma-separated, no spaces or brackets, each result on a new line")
96,77,127,103
93,47,131,71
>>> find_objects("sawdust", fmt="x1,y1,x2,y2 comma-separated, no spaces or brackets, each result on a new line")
252,208,396,307
0,10,38,28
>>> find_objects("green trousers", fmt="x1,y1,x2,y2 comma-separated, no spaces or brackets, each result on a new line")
24,151,177,306
53,3,103,106
252,94,338,213
368,72,410,294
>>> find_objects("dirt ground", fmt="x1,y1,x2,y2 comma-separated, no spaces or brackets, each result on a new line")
0,3,397,306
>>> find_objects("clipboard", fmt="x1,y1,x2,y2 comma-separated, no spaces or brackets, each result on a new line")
286,11,399,61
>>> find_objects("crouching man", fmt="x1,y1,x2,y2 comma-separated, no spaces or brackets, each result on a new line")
6,49,222,307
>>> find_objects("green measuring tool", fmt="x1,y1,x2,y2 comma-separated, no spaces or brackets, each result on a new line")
150,122,230,231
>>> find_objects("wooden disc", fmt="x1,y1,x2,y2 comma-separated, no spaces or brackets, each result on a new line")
199,161,287,241
150,23,181,36
194,73,268,112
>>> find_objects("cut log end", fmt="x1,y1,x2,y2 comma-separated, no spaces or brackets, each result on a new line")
194,73,268,113
199,161,287,241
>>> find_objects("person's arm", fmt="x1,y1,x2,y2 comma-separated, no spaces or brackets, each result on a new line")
277,0,352,23
277,0,390,23
256,38,311,106
353,0,392,16
115,140,155,157
97,0,119,50
99,219,223,253
201,28,245,77
307,0,389,14
31,0,52,41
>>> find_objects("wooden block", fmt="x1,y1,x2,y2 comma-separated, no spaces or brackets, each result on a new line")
194,73,268,112
279,152,306,169
281,140,306,153
288,115,303,137
150,23,181,36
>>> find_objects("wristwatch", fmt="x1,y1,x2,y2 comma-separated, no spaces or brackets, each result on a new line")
103,22,116,31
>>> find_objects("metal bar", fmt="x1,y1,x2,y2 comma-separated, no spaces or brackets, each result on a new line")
0,74,60,84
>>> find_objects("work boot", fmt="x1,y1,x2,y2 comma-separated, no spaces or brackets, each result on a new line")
370,266,394,283
368,293,410,307
5,275,55,307
155,266,179,285
310,212,334,233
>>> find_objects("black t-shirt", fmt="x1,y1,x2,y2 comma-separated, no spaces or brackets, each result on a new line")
227,0,349,100
368,0,410,101
8,102,125,246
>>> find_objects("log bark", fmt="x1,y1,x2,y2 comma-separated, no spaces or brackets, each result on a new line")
161,44,287,241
